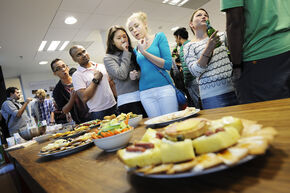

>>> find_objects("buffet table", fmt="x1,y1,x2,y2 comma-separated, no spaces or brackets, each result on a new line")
8,98,290,193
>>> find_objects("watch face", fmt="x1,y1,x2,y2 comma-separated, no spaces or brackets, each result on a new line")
93,78,99,84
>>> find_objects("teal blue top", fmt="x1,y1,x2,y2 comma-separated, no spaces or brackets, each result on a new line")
134,32,173,91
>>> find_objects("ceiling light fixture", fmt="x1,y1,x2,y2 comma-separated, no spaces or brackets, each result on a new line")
171,26,179,31
65,16,77,25
39,61,48,65
59,41,70,51
47,41,60,51
38,41,47,51
162,0,170,3
177,0,189,6
169,0,181,5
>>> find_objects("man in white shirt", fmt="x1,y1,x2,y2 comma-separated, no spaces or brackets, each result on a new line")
69,45,117,120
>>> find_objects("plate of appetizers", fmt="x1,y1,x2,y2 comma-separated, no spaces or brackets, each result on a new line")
130,154,257,179
144,107,200,128
118,116,277,179
39,133,94,158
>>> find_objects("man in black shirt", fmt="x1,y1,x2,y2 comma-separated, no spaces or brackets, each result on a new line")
51,58,89,124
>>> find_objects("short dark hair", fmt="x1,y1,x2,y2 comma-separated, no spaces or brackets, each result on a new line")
173,27,188,40
6,87,18,98
106,25,133,54
69,45,83,58
69,67,77,76
51,58,61,72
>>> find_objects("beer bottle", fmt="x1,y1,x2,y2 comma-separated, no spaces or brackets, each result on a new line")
172,46,178,57
206,20,221,48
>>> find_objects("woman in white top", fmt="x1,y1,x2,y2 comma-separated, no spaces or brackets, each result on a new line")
183,8,238,109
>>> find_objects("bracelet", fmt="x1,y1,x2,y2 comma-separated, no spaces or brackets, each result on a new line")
202,54,210,58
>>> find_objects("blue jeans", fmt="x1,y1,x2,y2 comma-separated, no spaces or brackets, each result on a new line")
202,92,238,110
90,104,117,120
140,85,178,118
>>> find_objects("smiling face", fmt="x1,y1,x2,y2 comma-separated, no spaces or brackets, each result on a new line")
128,17,147,40
189,9,209,32
113,29,128,51
71,46,90,66
53,60,69,79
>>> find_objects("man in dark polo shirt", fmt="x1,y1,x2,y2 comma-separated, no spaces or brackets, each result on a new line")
51,58,89,124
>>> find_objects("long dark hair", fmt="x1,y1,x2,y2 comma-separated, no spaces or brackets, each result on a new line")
106,25,139,70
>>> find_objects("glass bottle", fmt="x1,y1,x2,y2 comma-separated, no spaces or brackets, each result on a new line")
206,20,221,48
172,46,178,57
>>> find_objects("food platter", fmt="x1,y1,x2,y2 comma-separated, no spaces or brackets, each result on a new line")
54,130,87,140
38,141,94,158
144,108,200,128
130,154,257,179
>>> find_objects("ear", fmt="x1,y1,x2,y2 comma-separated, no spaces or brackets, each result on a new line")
189,22,194,28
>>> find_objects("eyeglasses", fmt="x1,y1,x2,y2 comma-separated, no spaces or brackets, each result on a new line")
54,64,68,72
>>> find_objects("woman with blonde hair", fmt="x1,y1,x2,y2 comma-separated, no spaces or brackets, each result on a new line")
104,25,147,117
126,12,178,117
183,8,238,109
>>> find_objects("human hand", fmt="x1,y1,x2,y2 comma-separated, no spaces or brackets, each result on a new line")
231,67,242,82
129,70,139,80
137,38,147,53
121,42,129,51
70,89,78,100
26,98,33,103
94,70,103,81
207,30,220,51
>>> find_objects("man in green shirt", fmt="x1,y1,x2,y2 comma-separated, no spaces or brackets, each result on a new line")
174,27,201,109
221,0,290,104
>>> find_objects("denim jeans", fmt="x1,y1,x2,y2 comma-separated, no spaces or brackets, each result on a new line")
140,85,178,118
90,104,117,120
201,91,238,110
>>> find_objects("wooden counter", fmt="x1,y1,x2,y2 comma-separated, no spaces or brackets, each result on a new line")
8,98,290,193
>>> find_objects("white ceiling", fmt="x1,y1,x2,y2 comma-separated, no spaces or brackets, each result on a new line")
0,0,225,78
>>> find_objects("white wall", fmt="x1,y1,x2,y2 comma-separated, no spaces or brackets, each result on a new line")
20,72,58,99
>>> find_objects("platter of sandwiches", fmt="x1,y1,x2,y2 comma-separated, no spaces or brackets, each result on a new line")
144,107,200,128
118,116,277,178
39,132,94,158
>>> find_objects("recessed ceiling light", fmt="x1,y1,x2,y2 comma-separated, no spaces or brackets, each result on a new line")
65,16,77,25
0,46,2,49
47,41,60,51
39,61,48,65
59,41,70,51
171,26,179,31
38,41,47,51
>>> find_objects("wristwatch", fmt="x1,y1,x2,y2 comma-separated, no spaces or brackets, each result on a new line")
92,78,99,85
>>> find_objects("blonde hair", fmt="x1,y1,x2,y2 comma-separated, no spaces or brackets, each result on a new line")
36,89,46,99
126,11,148,28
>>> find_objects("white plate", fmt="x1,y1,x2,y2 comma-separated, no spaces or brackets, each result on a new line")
38,141,93,158
130,155,257,179
144,108,200,128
